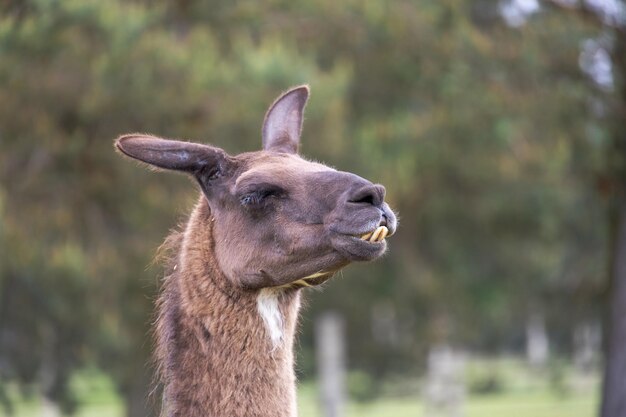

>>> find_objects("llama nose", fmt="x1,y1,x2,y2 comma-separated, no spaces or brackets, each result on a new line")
348,184,386,207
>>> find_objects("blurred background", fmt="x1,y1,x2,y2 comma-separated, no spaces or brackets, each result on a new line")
1,0,625,416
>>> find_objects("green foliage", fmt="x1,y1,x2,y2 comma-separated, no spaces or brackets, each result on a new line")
347,371,377,403
468,370,504,395
0,0,614,414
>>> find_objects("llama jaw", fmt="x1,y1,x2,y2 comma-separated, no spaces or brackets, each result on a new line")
276,270,335,289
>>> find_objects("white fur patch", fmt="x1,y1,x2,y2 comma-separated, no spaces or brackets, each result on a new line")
257,288,284,348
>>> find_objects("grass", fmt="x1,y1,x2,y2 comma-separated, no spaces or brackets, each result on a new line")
299,384,598,417
4,358,600,417
299,356,600,417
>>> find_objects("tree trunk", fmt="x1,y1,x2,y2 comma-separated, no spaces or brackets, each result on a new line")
423,344,465,417
526,312,549,370
40,325,61,417
600,25,626,417
601,195,626,417
316,312,346,417
41,397,61,417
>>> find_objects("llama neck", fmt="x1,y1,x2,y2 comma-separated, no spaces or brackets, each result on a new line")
156,198,301,417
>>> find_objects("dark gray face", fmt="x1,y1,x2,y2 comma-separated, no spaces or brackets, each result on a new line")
115,86,397,289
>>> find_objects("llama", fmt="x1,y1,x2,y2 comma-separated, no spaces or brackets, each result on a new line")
115,86,397,417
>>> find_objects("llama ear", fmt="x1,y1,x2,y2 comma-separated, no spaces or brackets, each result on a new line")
115,134,230,178
262,85,309,154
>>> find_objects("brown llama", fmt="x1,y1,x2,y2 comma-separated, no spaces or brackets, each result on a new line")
115,86,397,417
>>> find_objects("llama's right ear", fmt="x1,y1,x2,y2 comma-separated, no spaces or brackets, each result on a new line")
115,134,230,178
262,85,309,154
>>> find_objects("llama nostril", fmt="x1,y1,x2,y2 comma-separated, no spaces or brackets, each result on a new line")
349,184,384,206
351,193,375,205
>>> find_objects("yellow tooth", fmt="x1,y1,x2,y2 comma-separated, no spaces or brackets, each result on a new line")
361,232,373,240
369,226,383,242
377,226,389,242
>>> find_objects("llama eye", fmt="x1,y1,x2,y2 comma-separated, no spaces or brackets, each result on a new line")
239,188,280,207
240,194,260,206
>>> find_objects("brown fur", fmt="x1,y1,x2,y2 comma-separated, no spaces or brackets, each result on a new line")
116,86,397,417
155,199,300,417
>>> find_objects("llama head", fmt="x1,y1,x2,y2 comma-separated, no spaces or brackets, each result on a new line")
116,86,397,289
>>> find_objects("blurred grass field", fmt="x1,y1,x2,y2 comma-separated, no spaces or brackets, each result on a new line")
5,358,599,417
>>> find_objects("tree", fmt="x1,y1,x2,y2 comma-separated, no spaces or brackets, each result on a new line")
502,0,626,414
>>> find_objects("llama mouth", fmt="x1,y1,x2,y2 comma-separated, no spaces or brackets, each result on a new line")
331,230,388,261
358,226,389,243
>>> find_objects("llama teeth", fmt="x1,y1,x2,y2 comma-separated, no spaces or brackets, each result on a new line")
369,227,383,243
378,226,389,242
361,226,389,242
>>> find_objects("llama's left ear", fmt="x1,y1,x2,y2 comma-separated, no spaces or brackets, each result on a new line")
115,134,231,178
262,85,309,154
